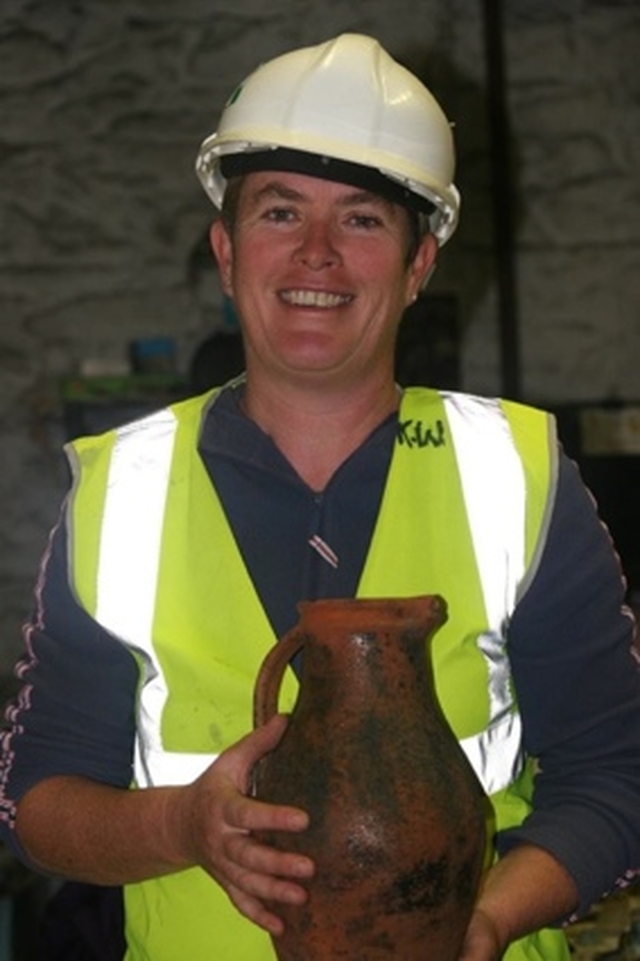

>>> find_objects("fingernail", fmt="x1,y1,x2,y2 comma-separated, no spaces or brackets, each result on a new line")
289,811,309,830
294,856,314,877
288,884,308,903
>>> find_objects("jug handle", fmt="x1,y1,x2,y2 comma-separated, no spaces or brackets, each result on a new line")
253,627,305,729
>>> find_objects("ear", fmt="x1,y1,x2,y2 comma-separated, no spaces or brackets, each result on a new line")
406,233,438,303
209,220,234,296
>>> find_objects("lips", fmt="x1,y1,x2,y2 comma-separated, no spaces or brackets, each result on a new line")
280,289,352,308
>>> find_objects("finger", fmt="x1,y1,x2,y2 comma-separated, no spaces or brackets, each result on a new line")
226,830,314,880
229,792,310,835
224,854,310,910
226,883,287,937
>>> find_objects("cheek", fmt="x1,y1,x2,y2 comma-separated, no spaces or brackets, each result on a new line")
351,243,409,282
232,238,280,285
363,260,415,308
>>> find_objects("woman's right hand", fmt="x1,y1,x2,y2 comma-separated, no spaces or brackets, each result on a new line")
172,714,315,935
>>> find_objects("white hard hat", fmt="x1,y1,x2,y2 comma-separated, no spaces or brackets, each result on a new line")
196,33,460,245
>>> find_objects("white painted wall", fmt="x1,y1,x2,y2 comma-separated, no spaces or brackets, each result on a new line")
1,0,638,667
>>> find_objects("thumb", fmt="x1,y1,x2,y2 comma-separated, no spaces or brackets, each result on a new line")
248,712,290,755
222,713,290,777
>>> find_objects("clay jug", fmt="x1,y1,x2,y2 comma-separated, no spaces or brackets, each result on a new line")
253,595,487,961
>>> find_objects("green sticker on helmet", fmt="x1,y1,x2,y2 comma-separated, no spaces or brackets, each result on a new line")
226,84,243,107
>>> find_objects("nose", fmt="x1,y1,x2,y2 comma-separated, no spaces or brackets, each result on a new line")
293,220,341,270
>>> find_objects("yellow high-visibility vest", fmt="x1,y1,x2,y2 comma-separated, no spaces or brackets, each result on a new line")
66,386,567,961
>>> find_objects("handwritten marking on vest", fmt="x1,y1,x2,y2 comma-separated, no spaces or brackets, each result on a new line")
397,419,446,449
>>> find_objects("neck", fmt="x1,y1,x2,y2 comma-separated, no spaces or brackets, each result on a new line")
242,375,400,491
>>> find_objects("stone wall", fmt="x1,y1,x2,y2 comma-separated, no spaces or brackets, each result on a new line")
0,0,638,669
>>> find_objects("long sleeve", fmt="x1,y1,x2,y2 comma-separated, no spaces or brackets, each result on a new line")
499,452,640,916
0,509,139,860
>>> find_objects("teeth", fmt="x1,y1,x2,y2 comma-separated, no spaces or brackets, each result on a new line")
281,289,350,308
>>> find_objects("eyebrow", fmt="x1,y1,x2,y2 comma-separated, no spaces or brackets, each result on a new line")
250,182,305,204
248,180,394,210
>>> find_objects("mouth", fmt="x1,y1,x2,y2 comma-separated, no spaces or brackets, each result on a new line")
279,289,353,309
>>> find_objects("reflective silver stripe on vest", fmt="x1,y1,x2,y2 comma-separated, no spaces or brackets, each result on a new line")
140,746,218,788
93,395,530,793
94,409,214,788
443,393,526,793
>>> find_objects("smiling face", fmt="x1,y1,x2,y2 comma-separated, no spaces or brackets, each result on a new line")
209,170,437,395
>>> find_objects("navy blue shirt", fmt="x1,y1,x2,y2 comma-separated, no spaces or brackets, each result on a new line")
2,384,640,920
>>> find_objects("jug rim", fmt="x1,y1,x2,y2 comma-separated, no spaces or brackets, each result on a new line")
296,594,447,631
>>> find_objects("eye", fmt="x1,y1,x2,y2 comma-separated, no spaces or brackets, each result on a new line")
347,212,384,230
263,206,297,223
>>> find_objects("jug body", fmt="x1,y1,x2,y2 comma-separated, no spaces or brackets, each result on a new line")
253,595,487,961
